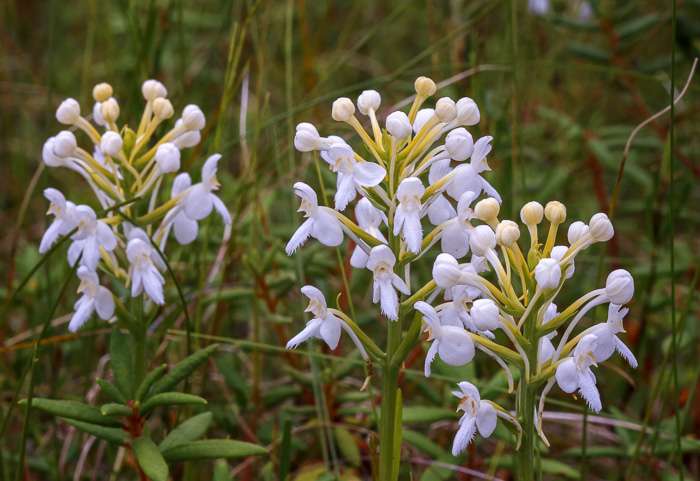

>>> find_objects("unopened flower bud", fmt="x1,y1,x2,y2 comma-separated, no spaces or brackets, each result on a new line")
100,99,120,123
412,108,434,134
433,253,462,289
589,213,614,242
445,127,474,161
331,97,355,122
294,122,322,151
142,79,167,101
605,269,634,304
386,111,412,139
154,143,181,173
567,221,589,245
535,258,562,290
551,245,574,279
182,104,205,131
471,299,499,331
172,120,201,149
357,90,381,115
153,98,174,119
92,83,113,102
474,197,500,223
435,97,457,122
520,201,543,226
100,131,123,158
469,225,496,256
56,98,80,124
496,220,520,247
414,76,437,97
53,131,77,157
545,201,566,225
455,97,480,126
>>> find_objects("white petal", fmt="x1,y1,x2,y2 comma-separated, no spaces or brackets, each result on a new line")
476,403,498,438
402,213,423,254
424,341,439,378
286,319,322,349
392,274,410,295
184,185,213,220
97,222,117,251
69,297,94,332
438,328,475,366
614,337,638,368
81,237,100,271
334,174,357,211
319,316,342,350
452,416,477,456
211,194,232,224
440,224,470,259
40,223,61,254
352,161,386,187
201,154,221,185
95,286,115,320
339,320,369,360
173,213,199,245
555,360,579,393
350,245,369,269
427,194,457,226
285,218,313,255
311,210,344,247
142,268,165,305
480,177,502,203
579,370,602,412
379,280,399,320
393,207,405,236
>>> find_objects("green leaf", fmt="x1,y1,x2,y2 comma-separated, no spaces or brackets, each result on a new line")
110,328,135,399
135,364,168,401
20,398,121,428
161,439,267,462
60,418,129,445
159,412,213,452
568,44,610,63
401,406,459,424
334,427,360,467
279,416,292,481
148,344,219,398
141,392,207,413
101,403,132,417
616,14,661,39
391,388,402,481
95,378,127,404
132,437,169,481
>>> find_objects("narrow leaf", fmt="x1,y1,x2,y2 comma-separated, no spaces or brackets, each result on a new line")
141,393,207,413
110,328,135,399
132,437,169,481
96,378,127,404
279,416,292,481
159,412,213,452
60,418,128,445
161,439,267,462
101,404,132,417
21,399,121,428
149,344,218,398
135,364,167,401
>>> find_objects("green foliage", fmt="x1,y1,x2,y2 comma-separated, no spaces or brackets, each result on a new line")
161,439,268,462
132,437,169,481
148,344,219,398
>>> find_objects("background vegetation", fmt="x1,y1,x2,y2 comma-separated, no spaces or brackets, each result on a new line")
1,0,699,479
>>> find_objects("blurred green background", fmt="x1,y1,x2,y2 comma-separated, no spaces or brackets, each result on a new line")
1,0,699,479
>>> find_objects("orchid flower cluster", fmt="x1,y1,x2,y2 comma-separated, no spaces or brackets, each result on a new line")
41,80,230,332
283,76,635,473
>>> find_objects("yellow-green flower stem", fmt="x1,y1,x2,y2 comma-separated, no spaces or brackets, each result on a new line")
541,221,560,258
136,192,185,225
389,137,398,196
406,146,446,180
136,101,153,138
130,117,164,163
526,224,538,250
75,148,112,178
539,288,604,335
498,316,528,348
400,280,436,313
75,117,102,145
401,123,444,169
559,234,595,266
468,333,524,369
115,152,143,185
529,358,568,387
368,108,384,152
329,309,386,363
397,220,450,266
345,116,384,166
462,272,520,311
85,170,123,202
517,289,542,329
133,124,187,168
407,94,428,124
485,401,523,449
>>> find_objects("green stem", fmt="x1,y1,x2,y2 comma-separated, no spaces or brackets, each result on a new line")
132,297,147,387
378,317,402,481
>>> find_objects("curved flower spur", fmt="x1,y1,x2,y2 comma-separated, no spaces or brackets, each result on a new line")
41,80,231,332
283,76,636,480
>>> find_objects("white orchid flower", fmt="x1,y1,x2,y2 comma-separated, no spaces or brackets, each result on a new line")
67,205,117,271
451,381,497,456
286,182,344,254
350,198,387,269
69,266,115,332
39,188,77,253
126,238,165,305
393,177,425,254
440,191,477,258
446,136,501,203
589,304,637,368
286,286,368,360
538,303,558,365
366,246,410,320
439,286,494,339
555,334,602,412
182,154,231,224
321,143,386,211
426,158,457,226
170,173,199,245
550,245,575,279
415,301,475,377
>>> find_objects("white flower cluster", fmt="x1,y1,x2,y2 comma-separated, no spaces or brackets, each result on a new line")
284,77,635,455
41,81,230,332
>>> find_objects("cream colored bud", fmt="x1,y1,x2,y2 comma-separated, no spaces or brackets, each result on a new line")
496,220,521,247
435,97,457,122
445,127,474,161
92,83,113,102
331,97,355,122
53,131,77,157
357,90,381,115
471,299,500,331
386,111,412,139
182,105,205,131
567,221,589,245
469,225,497,256
520,201,544,226
153,98,174,119
455,97,480,126
605,269,634,304
141,79,167,101
100,131,123,158
56,98,80,124
474,197,500,222
100,99,120,123
535,258,562,290
433,253,462,289
414,76,436,97
544,201,566,225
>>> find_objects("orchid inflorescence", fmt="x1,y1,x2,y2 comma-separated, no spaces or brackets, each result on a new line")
284,76,636,459
41,80,231,332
